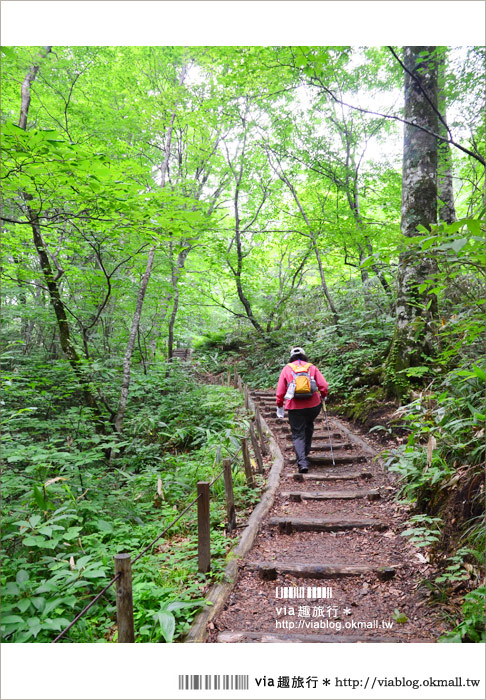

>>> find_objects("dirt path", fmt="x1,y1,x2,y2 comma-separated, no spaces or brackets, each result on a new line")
207,390,446,643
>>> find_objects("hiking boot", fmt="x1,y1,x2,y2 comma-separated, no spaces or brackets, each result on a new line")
298,465,308,474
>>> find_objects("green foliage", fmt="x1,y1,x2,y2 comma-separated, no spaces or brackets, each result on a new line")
1,45,484,645
1,360,256,643
383,362,485,506
401,515,443,548
434,547,473,585
392,609,409,624
439,587,486,643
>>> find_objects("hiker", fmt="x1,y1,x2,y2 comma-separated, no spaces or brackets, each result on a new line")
276,346,329,473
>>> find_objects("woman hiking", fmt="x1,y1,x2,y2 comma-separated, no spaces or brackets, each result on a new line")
276,346,329,473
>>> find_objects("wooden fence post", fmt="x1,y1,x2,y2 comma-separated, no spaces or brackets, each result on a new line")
254,407,268,457
222,458,236,534
241,438,255,488
244,384,249,410
114,553,135,643
249,422,264,473
197,481,211,573
233,368,238,388
227,370,231,386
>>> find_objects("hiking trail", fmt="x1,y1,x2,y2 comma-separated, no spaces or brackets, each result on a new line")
197,386,446,643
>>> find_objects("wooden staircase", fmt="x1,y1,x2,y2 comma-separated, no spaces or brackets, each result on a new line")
211,388,424,643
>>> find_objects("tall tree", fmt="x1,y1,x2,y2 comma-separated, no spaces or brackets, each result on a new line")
437,49,456,224
15,46,105,422
384,46,439,396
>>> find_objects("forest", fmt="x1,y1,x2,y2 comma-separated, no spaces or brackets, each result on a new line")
1,45,484,644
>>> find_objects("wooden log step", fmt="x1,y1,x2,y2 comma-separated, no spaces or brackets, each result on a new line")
277,428,343,440
306,442,352,451
280,489,380,501
252,561,396,580
217,631,411,643
291,454,366,465
278,428,344,440
293,472,373,482
268,516,387,533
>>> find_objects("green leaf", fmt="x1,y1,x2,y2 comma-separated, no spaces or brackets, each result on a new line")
153,611,176,643
32,597,46,612
465,219,481,236
22,535,47,547
450,238,469,253
472,365,486,382
16,570,29,585
38,525,53,537
5,582,20,595
393,609,408,624
1,47,17,60
1,615,25,625
16,599,31,613
33,486,47,510
43,599,66,616
165,600,206,613
27,617,42,637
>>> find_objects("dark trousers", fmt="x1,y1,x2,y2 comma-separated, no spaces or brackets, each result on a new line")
287,403,322,469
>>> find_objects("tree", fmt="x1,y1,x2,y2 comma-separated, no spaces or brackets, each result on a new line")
384,46,439,396
437,49,456,224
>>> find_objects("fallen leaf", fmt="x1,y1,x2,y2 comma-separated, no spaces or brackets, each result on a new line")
44,476,68,487
426,434,437,468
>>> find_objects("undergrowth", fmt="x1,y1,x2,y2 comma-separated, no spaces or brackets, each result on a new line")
1,359,259,643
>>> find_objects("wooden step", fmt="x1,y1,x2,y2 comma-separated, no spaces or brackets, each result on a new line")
308,442,352,451
291,454,366,465
293,471,373,482
277,428,343,440
217,631,411,643
252,561,396,580
280,489,380,501
268,516,387,533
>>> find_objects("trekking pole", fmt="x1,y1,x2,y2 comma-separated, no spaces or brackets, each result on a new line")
323,399,335,466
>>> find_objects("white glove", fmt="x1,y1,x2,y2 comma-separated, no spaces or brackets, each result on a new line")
276,406,285,419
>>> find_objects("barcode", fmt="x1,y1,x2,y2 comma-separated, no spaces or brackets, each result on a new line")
178,675,249,690
275,586,333,599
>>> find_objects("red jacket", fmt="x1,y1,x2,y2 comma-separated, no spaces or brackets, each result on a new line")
276,360,328,410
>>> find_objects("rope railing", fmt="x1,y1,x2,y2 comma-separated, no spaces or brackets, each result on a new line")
50,368,266,643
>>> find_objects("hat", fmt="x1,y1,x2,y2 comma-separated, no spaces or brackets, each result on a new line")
290,346,306,356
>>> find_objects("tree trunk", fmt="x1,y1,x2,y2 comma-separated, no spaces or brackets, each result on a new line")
30,214,102,416
437,50,456,224
19,47,52,128
167,246,189,360
384,46,439,398
114,246,156,432
231,124,265,336
312,241,340,329
17,46,104,422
